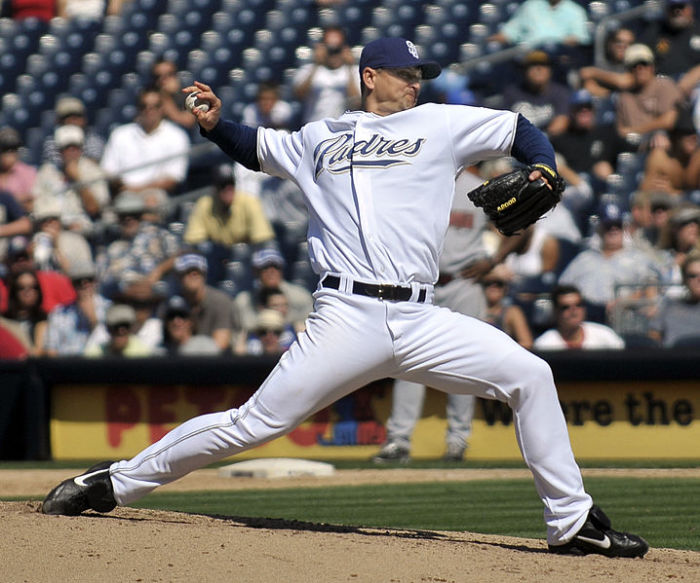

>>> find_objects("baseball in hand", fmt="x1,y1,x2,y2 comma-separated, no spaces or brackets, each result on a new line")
185,91,210,113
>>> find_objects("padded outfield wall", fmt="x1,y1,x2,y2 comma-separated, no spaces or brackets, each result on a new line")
0,351,698,461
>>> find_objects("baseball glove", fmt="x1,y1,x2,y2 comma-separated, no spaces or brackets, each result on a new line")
468,164,565,236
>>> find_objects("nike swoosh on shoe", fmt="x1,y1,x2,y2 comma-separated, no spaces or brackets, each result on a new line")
575,534,612,549
73,469,110,488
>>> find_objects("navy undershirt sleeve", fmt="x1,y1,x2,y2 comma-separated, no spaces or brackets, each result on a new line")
201,119,261,171
511,114,557,171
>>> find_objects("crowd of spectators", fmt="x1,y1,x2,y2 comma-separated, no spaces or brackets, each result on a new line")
1,1,700,360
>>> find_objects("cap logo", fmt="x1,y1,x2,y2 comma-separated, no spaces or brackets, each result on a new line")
406,40,419,60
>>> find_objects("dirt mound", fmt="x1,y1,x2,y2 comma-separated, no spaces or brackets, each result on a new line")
2,500,698,583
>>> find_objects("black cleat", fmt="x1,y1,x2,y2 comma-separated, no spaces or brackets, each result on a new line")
548,505,649,558
41,461,117,516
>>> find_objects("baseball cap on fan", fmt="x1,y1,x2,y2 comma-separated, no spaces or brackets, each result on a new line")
359,37,441,80
624,44,654,67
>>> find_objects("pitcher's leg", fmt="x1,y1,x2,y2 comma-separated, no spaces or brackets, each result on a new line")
385,379,426,450
111,294,394,505
392,304,592,544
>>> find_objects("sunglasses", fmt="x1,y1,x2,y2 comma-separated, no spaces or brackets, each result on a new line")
17,284,39,291
257,328,282,336
72,277,95,286
558,302,584,311
108,322,132,332
483,280,506,288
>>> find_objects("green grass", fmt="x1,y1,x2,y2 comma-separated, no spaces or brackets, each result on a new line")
4,462,698,550
120,477,700,551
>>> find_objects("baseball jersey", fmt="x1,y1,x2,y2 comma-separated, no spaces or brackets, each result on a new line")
439,170,488,274
257,103,518,285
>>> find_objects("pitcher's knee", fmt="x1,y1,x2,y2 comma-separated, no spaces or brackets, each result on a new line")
505,350,556,397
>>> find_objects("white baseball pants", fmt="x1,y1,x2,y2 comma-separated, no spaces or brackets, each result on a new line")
110,289,592,544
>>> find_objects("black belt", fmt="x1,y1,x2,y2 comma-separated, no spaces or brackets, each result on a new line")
322,275,428,303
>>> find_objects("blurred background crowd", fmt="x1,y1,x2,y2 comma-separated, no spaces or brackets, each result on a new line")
1,0,700,360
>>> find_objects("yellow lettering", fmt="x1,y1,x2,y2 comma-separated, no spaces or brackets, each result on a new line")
497,197,517,212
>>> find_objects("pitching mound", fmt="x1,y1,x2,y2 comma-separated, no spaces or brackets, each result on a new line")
2,500,698,582
3,468,700,581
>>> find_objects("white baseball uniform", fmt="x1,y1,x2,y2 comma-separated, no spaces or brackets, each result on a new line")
110,103,592,544
385,170,488,455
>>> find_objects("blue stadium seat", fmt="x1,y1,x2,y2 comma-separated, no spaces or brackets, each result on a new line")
211,10,234,33
200,30,223,52
51,50,82,76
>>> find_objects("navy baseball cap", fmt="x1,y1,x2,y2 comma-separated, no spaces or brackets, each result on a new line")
359,37,441,80
570,89,594,108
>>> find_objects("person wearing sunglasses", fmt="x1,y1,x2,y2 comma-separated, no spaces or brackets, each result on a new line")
84,304,153,357
534,285,625,350
649,251,700,347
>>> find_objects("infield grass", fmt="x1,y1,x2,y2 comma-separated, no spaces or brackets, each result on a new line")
130,477,700,551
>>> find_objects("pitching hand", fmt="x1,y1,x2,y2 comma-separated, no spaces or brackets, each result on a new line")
183,81,221,131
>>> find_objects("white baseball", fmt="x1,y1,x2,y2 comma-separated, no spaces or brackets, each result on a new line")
185,91,210,113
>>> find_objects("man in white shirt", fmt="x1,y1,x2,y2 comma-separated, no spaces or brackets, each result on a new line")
534,285,626,350
292,26,360,123
100,87,190,212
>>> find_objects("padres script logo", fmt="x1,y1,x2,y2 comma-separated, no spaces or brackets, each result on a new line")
313,133,427,179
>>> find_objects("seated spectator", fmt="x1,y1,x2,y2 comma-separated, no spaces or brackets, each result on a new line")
84,304,153,357
2,269,48,355
100,87,190,212
642,191,678,248
638,0,700,80
626,190,665,254
242,82,294,130
639,105,699,196
551,90,629,189
0,235,76,314
234,248,314,332
42,97,105,166
577,27,636,98
482,266,533,349
0,188,32,260
259,286,305,334
30,197,93,274
183,163,276,283
96,192,180,300
534,285,626,350
616,44,683,151
648,251,700,347
502,50,570,137
244,308,292,356
156,295,221,356
655,203,700,288
487,0,591,50
33,125,109,235
292,26,360,123
559,203,662,320
175,253,241,352
150,59,197,131
44,261,110,356
0,127,36,212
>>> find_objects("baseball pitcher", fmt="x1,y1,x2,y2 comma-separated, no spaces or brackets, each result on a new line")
42,37,647,558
